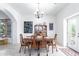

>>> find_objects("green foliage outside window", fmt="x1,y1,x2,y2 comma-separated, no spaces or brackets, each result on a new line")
71,24,76,37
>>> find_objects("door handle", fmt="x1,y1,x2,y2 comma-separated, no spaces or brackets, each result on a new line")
77,33,79,37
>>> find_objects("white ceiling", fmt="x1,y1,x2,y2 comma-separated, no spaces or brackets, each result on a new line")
8,3,68,17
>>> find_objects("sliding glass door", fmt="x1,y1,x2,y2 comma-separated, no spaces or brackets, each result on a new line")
67,16,77,50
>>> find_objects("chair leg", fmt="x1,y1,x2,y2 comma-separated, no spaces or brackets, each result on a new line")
55,44,58,52
48,45,49,52
52,46,53,53
19,46,22,53
46,44,48,56
28,45,29,52
52,42,53,53
24,46,26,54
29,44,31,56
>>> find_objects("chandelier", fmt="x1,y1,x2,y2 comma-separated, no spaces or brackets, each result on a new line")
34,3,44,19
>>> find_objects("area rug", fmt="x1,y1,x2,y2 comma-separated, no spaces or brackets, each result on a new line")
59,48,79,56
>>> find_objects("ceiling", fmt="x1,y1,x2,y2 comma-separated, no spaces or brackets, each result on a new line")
8,3,68,17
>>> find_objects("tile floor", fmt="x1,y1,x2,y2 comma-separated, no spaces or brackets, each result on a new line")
0,44,66,56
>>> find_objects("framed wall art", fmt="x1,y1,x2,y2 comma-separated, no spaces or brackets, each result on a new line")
49,23,53,30
24,21,33,33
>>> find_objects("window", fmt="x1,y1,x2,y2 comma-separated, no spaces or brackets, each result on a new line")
0,19,11,38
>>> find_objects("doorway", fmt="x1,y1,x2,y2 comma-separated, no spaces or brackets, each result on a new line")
64,14,79,52
67,17,77,49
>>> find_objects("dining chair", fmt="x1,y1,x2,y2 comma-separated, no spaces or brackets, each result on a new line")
52,34,58,53
35,34,48,56
19,34,29,54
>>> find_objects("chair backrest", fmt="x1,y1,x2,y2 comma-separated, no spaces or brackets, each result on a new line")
54,34,57,40
20,34,24,43
36,35,43,40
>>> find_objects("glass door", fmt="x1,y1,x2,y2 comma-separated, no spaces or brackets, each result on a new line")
67,17,77,49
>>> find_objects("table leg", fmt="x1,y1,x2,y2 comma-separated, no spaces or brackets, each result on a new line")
38,47,40,56
37,41,40,56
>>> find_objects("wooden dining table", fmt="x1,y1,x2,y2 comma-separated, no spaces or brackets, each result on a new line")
23,37,53,47
23,36,53,56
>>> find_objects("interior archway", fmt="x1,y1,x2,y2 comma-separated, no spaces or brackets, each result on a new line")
0,4,21,44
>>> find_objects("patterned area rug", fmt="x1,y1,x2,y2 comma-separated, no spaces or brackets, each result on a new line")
59,48,79,56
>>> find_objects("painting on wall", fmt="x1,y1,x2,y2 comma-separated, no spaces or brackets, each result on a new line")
49,23,53,30
24,21,33,33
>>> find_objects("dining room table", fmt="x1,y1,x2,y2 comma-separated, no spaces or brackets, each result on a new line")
23,36,54,56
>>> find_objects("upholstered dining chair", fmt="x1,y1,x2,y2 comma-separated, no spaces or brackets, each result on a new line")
52,34,58,53
35,34,48,56
19,34,29,54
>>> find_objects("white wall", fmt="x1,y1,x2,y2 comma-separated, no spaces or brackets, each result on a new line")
0,11,8,19
56,3,79,46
